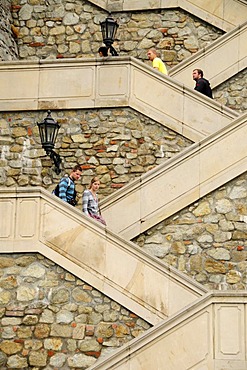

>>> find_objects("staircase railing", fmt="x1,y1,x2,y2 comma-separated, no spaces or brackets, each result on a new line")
101,112,247,239
0,187,207,325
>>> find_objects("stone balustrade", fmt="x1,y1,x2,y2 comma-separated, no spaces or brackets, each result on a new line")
0,187,206,325
0,57,237,142
89,292,247,370
102,113,247,239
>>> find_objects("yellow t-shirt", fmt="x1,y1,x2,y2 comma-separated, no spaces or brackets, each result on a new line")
152,57,168,75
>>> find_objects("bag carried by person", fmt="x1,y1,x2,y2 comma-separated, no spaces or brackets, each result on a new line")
52,177,78,206
89,213,106,225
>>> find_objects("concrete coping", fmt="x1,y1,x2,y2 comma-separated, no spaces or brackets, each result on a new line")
100,111,247,208
169,20,247,81
0,186,208,297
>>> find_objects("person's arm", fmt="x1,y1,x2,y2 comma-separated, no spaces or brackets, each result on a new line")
59,178,69,202
82,190,90,215
152,58,159,71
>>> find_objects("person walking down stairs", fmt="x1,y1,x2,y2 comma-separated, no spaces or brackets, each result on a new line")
192,68,213,98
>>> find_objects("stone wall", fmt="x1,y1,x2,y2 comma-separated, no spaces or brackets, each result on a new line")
134,172,247,291
11,0,222,68
213,68,247,113
0,0,18,60
0,108,192,202
0,253,151,369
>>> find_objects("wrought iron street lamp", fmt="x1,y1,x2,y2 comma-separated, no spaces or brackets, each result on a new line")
100,14,119,56
37,110,62,174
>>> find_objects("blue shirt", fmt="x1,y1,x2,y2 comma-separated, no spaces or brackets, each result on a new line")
59,177,75,203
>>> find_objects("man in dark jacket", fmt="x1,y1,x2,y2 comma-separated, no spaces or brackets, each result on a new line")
192,69,213,98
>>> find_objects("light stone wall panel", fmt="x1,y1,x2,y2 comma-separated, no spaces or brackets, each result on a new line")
131,68,184,136
1,69,39,100
39,66,95,100
96,64,130,106
0,199,15,239
16,198,39,239
215,304,245,360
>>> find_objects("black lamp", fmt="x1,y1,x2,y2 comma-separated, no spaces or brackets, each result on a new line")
37,110,62,174
100,14,119,56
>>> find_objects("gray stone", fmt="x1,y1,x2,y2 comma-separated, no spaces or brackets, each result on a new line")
19,4,33,21
56,310,74,324
16,286,36,301
0,351,7,367
49,352,67,367
207,248,231,261
215,199,232,213
67,353,97,367
21,263,46,278
7,355,28,368
29,350,48,367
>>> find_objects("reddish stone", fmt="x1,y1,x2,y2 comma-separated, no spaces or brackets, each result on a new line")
11,5,21,10
14,339,24,343
126,322,135,328
129,313,138,318
111,184,124,188
48,350,55,357
237,245,245,251
97,337,103,344
184,240,191,245
85,351,101,358
29,42,45,47
81,164,93,170
86,325,94,336
27,127,32,136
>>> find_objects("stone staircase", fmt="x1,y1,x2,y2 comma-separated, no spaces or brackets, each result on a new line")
101,112,247,239
89,0,247,31
170,19,247,90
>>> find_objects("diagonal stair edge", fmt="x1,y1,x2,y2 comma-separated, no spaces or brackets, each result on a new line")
88,0,247,32
0,187,208,325
100,112,247,239
0,57,238,143
87,291,247,369
170,20,247,90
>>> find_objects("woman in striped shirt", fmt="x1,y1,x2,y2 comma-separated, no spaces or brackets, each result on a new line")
82,176,106,225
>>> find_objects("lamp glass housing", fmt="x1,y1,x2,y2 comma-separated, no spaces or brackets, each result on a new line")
37,111,60,155
100,16,119,47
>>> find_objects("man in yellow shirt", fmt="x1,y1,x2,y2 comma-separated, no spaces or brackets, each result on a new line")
147,48,168,75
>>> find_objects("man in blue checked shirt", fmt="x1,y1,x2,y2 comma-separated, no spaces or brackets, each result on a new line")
56,164,82,206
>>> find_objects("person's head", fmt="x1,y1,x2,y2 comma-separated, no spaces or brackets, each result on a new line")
147,48,157,61
89,176,100,192
192,69,204,81
98,46,108,57
70,164,82,181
